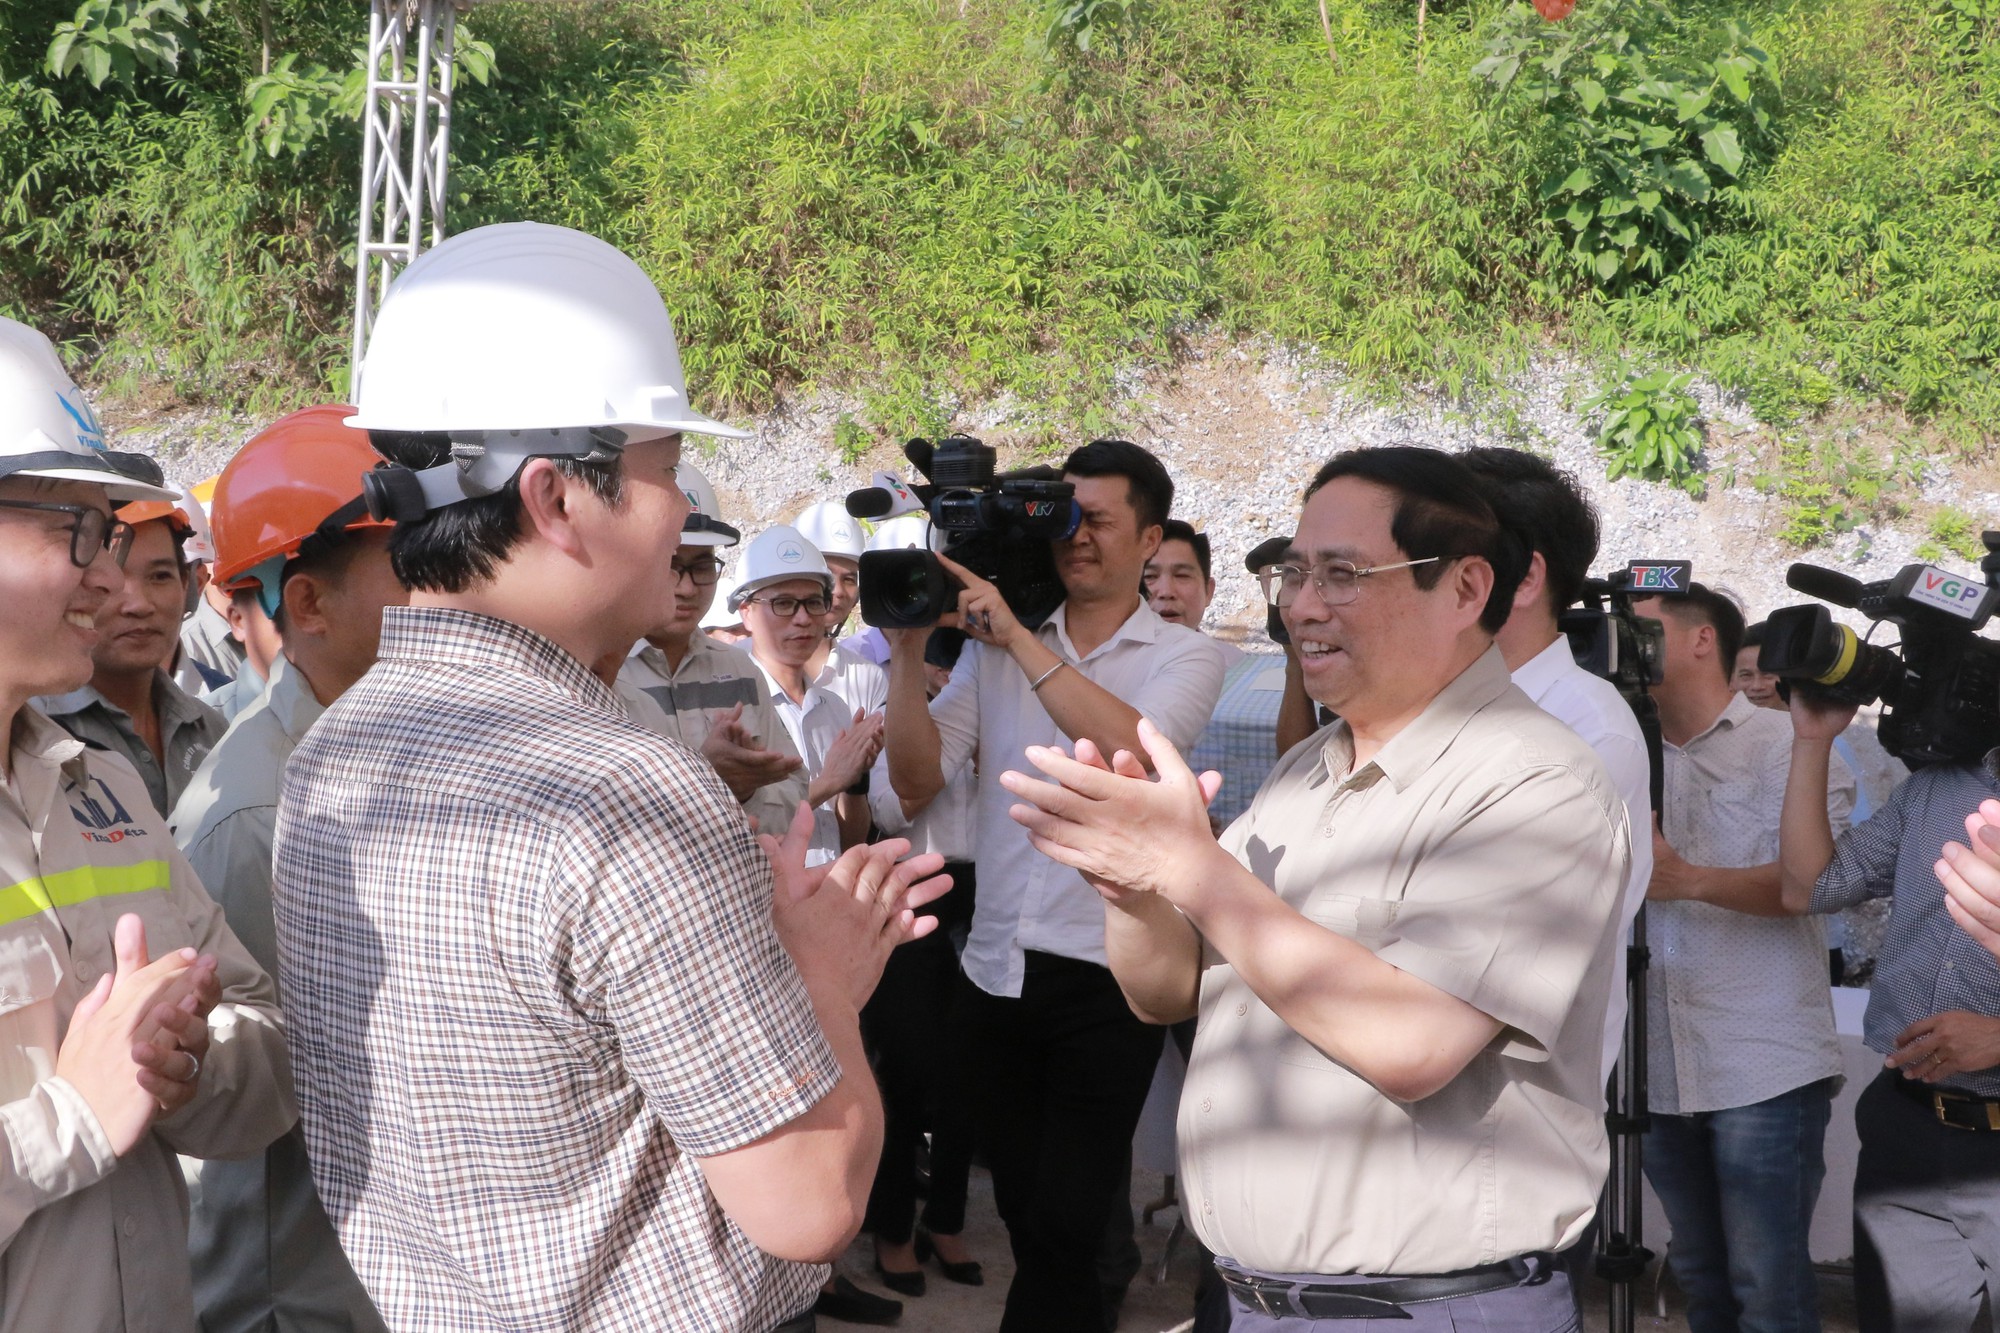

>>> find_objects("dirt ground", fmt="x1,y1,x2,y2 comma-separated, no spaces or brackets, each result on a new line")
822,1164,1863,1333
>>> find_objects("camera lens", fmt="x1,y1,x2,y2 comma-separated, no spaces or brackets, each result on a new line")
1760,604,1905,707
857,550,957,629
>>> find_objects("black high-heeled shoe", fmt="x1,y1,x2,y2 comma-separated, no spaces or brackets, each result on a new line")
872,1254,926,1298
914,1227,984,1287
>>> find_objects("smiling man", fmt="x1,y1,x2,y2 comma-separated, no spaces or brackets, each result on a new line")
0,315,294,1332
1002,446,1630,1333
39,499,225,817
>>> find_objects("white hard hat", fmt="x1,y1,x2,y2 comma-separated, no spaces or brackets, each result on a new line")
0,318,174,501
700,574,743,630
346,223,750,517
176,485,216,564
676,462,738,547
350,222,748,441
868,513,935,553
728,524,833,611
795,500,865,561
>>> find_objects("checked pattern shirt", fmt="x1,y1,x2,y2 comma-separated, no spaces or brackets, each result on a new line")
273,607,839,1332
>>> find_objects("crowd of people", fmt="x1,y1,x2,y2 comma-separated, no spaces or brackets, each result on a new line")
3,218,1999,1333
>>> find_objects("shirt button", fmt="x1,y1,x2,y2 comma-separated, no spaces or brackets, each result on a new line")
122,1215,136,1237
1204,1201,1213,1214
1201,1097,1213,1112
1235,1003,1248,1017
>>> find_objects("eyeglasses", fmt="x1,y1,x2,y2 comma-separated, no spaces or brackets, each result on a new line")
1257,555,1441,609
670,556,723,587
0,500,135,570
744,592,832,619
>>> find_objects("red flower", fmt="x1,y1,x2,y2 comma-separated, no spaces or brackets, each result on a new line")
1532,0,1577,19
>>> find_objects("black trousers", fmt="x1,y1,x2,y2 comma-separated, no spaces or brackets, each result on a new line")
956,952,1166,1333
860,923,975,1242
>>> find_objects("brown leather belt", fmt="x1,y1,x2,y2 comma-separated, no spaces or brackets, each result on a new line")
1886,1070,2000,1131
1215,1253,1553,1320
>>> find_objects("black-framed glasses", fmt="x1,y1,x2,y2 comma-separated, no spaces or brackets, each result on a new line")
670,556,724,587
0,500,134,570
744,592,832,619
1257,555,1441,609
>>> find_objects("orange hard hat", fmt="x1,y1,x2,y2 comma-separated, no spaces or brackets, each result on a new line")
114,498,193,532
210,404,392,594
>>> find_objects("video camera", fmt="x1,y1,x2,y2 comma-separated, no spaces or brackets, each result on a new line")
845,435,1081,630
1757,536,2000,768
1561,560,1690,704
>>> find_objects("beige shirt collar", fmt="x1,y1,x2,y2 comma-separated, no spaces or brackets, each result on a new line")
1310,642,1512,795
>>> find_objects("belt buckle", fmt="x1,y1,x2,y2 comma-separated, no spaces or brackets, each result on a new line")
1933,1089,1976,1131
1244,1277,1293,1318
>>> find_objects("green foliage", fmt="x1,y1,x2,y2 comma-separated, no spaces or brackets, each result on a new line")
1584,368,1704,492
2,0,1997,481
833,413,869,462
1476,1,1780,289
1762,433,1916,547
1918,506,1984,563
241,54,360,159
1042,0,1143,57
46,0,208,89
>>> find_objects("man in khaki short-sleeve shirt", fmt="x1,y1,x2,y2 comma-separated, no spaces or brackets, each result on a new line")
1184,644,1628,1275
1001,448,1630,1329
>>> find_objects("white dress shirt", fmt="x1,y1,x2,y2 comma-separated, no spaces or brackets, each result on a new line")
815,641,889,717
927,599,1227,997
752,653,887,865
1512,634,1655,1083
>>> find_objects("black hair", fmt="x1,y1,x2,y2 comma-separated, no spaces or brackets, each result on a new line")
1156,518,1212,582
1303,447,1526,634
1741,621,1766,651
1062,438,1173,534
1650,581,1746,682
369,431,625,594
265,529,375,638
1456,447,1599,615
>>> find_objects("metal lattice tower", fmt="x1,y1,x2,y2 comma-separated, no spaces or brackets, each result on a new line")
351,0,460,393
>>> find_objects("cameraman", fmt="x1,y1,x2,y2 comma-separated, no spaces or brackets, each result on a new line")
1634,583,1854,1333
883,439,1226,1333
1780,698,2000,1331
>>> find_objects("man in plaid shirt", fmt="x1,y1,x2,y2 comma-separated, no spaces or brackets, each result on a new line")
273,223,946,1333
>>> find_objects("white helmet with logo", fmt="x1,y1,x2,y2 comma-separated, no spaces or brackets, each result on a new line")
676,462,739,547
795,500,865,562
728,524,832,612
868,513,936,552
0,318,174,501
348,222,750,517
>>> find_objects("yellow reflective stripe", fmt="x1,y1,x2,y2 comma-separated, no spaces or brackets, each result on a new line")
0,860,171,927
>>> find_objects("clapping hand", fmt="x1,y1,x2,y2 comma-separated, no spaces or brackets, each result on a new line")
762,804,953,1008
1000,721,1224,907
1937,798,2000,962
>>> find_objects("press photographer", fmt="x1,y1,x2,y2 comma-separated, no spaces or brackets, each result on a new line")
880,437,1226,1333
1763,545,2000,1331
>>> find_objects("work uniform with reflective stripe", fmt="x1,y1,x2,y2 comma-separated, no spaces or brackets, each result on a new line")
169,658,384,1333
0,706,295,1333
37,670,226,818
618,636,807,838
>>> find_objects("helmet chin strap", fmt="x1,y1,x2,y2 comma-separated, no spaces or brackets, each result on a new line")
364,426,628,521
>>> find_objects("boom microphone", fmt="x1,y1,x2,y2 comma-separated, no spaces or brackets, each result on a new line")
1786,563,1866,609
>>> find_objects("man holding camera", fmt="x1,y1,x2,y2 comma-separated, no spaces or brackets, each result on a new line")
884,438,1226,1333
1778,696,2000,1331
1001,445,1629,1332
1633,582,1854,1333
